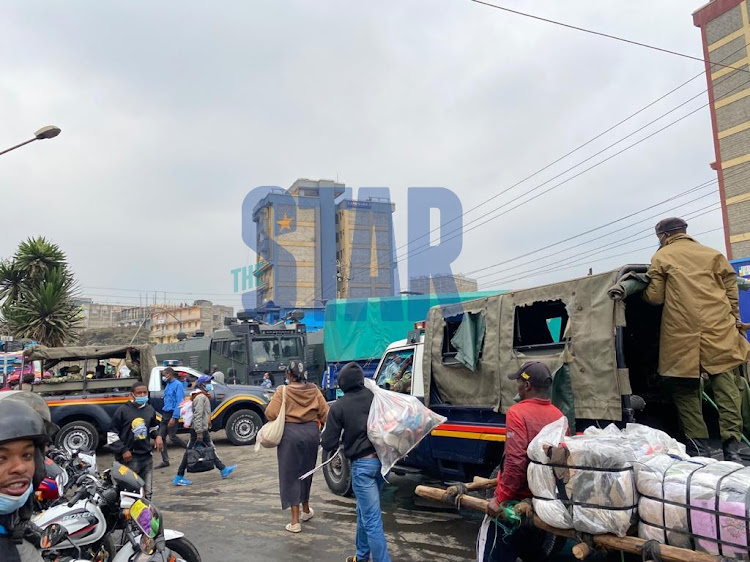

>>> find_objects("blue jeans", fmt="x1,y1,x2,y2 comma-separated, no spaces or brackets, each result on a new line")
351,457,391,562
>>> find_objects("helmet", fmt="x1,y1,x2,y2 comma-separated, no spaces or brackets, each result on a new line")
196,375,213,387
0,400,49,447
0,400,50,508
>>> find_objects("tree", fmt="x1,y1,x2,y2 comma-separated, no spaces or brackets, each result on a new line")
0,237,81,346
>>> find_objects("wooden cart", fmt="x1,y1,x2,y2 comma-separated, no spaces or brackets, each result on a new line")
415,478,728,562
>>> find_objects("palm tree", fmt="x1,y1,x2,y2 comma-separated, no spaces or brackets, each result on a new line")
15,237,67,282
0,237,81,346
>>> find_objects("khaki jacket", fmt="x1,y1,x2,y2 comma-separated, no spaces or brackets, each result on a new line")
643,234,750,378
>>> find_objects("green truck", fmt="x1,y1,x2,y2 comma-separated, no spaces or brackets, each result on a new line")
154,313,316,386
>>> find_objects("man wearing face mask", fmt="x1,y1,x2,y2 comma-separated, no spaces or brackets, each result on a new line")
107,381,163,500
173,376,237,486
156,367,187,469
643,217,750,461
477,362,565,562
0,400,51,562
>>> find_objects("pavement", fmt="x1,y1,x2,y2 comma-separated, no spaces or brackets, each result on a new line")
101,435,484,562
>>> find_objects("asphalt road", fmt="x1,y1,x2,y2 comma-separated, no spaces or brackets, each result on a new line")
100,436,484,562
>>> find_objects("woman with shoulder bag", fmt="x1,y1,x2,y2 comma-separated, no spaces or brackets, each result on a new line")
172,376,238,486
264,361,328,533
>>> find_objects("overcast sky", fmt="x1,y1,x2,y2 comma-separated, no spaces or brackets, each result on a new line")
0,1,727,310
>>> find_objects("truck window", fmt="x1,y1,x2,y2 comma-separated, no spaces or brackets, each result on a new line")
513,300,569,351
280,337,301,359
251,339,280,364
442,311,485,370
376,349,415,389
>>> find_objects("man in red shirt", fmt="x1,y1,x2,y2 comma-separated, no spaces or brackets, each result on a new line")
476,361,565,561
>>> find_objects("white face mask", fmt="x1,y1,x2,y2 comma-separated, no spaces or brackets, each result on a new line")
0,485,32,514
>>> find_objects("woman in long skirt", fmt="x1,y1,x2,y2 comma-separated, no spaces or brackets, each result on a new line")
264,360,329,533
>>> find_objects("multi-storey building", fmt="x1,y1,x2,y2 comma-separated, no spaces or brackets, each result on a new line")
408,273,478,295
252,179,396,309
693,0,750,259
149,300,234,344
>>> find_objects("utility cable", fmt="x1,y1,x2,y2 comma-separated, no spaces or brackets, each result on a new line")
467,0,750,72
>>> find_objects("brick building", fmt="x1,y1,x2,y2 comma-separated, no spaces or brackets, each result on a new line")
150,300,234,344
694,0,750,258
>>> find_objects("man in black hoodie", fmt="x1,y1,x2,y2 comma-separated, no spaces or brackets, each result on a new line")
322,362,391,562
107,381,162,499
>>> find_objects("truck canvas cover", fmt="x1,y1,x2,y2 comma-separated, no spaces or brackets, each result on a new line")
424,269,627,421
324,291,503,363
24,344,158,388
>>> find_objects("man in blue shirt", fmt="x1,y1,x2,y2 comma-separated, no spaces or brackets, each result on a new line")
156,367,187,469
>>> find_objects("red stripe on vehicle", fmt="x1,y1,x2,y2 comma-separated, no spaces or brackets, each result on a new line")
435,423,506,435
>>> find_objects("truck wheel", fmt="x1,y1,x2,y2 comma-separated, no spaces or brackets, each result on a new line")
55,421,99,453
322,449,352,496
225,410,262,446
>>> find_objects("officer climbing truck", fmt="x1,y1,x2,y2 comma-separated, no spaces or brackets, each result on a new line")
24,344,272,452
154,310,317,386
322,265,750,496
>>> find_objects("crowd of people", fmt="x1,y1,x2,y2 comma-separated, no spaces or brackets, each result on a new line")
2,216,748,562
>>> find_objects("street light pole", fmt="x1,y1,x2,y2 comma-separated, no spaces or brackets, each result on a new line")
0,126,62,157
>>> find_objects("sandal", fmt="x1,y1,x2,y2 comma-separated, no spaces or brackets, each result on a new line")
285,523,301,533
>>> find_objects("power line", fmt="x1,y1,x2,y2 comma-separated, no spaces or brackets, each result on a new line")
391,37,749,259
312,51,750,301
480,205,721,289
485,225,724,290
470,186,720,282
466,0,750,73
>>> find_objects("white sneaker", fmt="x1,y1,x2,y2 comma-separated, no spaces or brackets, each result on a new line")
301,507,314,522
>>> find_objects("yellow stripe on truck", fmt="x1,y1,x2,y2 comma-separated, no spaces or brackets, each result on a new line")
211,395,265,420
430,429,506,442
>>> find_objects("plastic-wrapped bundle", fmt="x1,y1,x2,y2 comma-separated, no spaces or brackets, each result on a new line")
635,454,750,559
363,378,446,478
527,418,685,537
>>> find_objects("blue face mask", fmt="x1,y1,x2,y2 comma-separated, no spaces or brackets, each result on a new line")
0,486,33,515
204,384,213,391
162,376,168,383
134,396,149,406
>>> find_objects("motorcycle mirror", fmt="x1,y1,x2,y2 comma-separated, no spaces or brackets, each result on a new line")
40,523,69,549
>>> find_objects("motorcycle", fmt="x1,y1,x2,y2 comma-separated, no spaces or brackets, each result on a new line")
33,462,200,562
37,447,98,507
112,497,200,562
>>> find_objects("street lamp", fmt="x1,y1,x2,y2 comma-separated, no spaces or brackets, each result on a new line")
0,125,62,157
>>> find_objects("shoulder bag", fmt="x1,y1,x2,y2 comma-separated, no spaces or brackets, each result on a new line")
255,385,286,451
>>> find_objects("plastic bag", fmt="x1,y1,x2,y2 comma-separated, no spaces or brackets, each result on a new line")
179,398,193,428
363,378,446,478
527,419,683,537
635,454,750,557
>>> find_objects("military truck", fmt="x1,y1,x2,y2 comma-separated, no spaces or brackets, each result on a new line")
323,265,750,495
155,311,315,386
24,344,271,452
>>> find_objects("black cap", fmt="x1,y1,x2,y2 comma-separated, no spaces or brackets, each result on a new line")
655,217,688,236
508,361,553,388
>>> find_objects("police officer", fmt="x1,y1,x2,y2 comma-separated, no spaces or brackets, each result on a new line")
0,400,51,561
643,217,750,461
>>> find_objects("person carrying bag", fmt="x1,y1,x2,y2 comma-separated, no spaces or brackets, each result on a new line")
264,361,328,533
256,385,286,450
172,376,238,486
